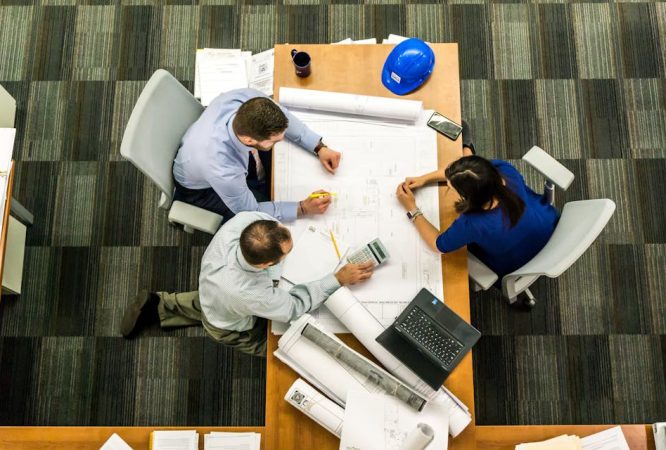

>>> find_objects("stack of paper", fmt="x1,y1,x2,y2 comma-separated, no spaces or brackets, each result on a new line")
151,430,198,450
195,48,275,106
516,427,630,450
203,432,261,450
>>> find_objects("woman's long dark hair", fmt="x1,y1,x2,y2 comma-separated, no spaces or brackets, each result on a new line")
445,156,525,227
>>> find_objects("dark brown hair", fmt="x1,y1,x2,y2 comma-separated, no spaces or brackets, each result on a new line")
445,156,525,227
232,97,289,141
240,220,292,265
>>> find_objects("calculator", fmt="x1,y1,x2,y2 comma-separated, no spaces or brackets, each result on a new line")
347,238,390,266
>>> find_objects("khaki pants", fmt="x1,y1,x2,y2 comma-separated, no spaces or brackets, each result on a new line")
157,291,267,356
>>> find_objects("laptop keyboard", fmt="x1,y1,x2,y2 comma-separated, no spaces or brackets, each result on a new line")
398,307,465,368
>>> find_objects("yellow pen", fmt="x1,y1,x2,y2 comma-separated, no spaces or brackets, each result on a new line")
329,230,342,260
308,192,337,199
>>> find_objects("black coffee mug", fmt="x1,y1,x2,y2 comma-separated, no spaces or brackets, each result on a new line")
291,49,311,77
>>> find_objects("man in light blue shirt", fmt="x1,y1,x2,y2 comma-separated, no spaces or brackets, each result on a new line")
173,88,342,222
120,212,374,356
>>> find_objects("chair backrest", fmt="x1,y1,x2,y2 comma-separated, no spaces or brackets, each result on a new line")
120,69,204,207
506,199,616,281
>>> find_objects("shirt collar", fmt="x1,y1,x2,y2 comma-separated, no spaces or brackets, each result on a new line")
227,114,254,156
235,246,263,273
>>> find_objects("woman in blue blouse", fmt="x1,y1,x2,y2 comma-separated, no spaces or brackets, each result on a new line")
396,126,558,306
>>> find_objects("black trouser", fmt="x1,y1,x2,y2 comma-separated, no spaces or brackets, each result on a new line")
173,149,272,222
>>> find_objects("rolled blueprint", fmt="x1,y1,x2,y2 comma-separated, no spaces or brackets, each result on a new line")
279,87,423,123
401,423,435,450
301,323,427,411
285,378,345,437
325,287,472,437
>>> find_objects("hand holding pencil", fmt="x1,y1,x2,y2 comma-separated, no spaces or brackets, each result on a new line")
299,190,334,217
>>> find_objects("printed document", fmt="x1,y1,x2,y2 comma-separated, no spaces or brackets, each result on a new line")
203,432,260,450
151,430,198,450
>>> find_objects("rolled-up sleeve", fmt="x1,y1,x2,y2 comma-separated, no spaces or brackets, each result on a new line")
249,273,341,323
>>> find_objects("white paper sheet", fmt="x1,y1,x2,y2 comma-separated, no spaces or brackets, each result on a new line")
516,435,581,450
353,38,377,44
204,432,260,450
285,378,345,437
151,430,198,450
281,225,347,285
100,433,134,450
581,427,630,450
279,87,423,123
340,390,449,450
196,49,249,106
273,93,442,331
249,48,274,96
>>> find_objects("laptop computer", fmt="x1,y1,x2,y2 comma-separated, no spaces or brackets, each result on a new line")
376,288,481,390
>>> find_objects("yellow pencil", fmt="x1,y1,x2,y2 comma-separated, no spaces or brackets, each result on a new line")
329,230,342,260
308,192,337,199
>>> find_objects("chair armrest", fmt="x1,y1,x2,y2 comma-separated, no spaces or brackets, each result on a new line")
467,253,498,291
168,201,223,235
522,146,574,191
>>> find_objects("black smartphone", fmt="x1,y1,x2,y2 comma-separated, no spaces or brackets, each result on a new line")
427,112,463,140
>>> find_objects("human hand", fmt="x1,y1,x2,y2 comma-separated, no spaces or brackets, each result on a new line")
404,175,427,190
318,147,341,174
300,190,333,216
396,182,417,211
335,261,374,286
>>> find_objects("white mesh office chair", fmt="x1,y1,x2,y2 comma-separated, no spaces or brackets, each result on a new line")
120,69,223,234
467,146,616,305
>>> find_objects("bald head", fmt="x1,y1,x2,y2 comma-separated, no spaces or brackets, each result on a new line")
239,220,293,266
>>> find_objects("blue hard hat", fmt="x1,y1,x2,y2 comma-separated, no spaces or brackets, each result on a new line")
382,38,435,96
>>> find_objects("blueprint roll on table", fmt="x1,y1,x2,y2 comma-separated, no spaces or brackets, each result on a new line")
325,287,472,437
285,378,345,437
300,323,427,411
402,423,435,450
279,87,423,123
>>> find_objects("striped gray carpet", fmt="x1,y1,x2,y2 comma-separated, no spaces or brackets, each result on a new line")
0,0,664,426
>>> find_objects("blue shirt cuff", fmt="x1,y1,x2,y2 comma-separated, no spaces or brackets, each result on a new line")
302,130,323,154
281,201,299,222
321,273,342,296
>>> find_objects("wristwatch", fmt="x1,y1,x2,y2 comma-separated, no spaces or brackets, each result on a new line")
406,207,423,222
314,140,326,155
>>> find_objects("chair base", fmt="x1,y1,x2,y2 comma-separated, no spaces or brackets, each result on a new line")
508,289,536,309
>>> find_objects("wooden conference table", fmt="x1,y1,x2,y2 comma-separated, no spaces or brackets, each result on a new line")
0,44,655,450
264,43,473,450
